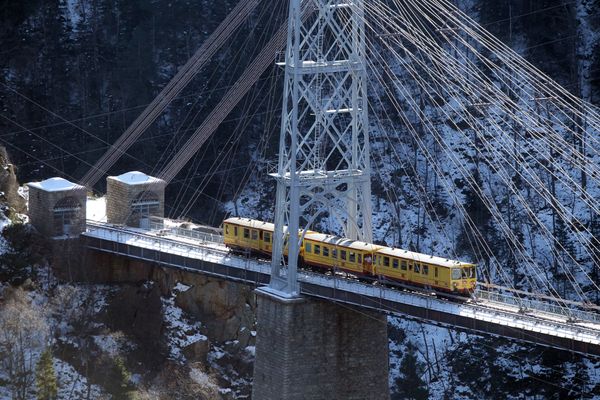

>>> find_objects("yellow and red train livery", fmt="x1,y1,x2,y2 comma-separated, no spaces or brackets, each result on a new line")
223,217,476,295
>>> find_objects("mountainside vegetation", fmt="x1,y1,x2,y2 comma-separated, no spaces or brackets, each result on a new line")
1,0,600,398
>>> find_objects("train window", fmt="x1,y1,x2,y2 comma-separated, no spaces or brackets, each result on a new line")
358,254,362,264
423,265,429,275
340,250,347,260
225,225,229,234
332,249,337,259
251,230,258,240
383,257,390,267
244,228,250,239
393,259,399,269
314,245,321,255
305,242,312,253
452,269,461,280
234,226,238,236
349,252,356,262
323,247,329,257
264,232,271,243
414,264,420,273
401,261,407,271
435,267,438,278
259,231,263,240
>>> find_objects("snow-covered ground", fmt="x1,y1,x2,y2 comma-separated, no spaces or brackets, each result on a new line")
86,196,107,223
162,287,207,363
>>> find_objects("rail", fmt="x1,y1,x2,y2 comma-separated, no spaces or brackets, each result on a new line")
87,220,228,255
475,289,600,324
148,219,224,244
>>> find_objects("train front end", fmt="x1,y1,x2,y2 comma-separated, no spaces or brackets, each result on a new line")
451,264,477,295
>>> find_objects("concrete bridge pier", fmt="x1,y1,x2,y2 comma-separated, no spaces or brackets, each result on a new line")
252,289,390,400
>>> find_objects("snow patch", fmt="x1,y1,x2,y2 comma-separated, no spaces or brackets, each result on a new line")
86,196,107,222
173,282,192,293
54,357,103,400
27,177,84,192
189,367,219,390
162,294,206,363
110,171,164,185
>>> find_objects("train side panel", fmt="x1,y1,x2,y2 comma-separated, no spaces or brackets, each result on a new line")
374,251,461,292
303,239,367,274
223,218,275,256
223,221,259,252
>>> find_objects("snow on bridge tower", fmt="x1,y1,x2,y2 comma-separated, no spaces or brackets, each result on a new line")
270,0,373,295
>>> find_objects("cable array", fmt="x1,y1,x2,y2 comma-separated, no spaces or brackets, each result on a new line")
157,5,314,183
352,0,600,306
80,0,264,188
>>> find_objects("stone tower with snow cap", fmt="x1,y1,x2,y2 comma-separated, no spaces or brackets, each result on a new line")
27,177,87,237
106,171,166,228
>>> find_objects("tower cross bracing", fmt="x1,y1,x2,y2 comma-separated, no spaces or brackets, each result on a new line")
270,0,373,295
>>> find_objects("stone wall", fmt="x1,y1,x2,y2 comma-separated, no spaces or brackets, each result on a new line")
253,290,390,399
106,174,166,226
27,184,86,237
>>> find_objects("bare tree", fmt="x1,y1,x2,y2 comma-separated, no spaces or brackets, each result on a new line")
0,288,49,400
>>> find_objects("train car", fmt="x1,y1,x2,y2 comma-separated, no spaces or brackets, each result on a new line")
223,217,274,255
302,233,383,275
373,247,476,294
223,217,477,296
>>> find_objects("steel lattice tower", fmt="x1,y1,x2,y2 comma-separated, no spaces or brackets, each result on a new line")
270,0,372,295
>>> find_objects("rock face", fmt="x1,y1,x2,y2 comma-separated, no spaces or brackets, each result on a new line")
174,276,256,346
0,146,25,213
183,337,211,363
74,252,257,347
70,253,258,397
104,283,168,367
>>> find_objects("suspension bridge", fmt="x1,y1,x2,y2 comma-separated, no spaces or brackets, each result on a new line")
6,0,600,398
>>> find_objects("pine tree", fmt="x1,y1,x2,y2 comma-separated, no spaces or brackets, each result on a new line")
108,357,136,400
35,348,58,400
393,345,429,400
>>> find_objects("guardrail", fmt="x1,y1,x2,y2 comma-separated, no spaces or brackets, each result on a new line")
169,226,224,244
148,219,224,244
475,289,600,324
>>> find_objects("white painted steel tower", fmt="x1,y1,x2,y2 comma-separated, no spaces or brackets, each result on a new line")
270,0,372,295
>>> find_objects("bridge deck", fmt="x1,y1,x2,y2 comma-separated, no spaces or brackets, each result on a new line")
82,222,600,356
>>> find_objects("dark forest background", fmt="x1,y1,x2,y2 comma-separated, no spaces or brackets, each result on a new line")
0,0,599,225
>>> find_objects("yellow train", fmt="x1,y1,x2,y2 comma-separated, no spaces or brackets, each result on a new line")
223,217,477,295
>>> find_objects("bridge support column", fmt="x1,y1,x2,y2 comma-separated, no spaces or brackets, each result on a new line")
252,289,390,400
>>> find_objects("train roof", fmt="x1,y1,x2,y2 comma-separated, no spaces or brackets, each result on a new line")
223,218,315,235
376,247,475,268
223,218,275,232
304,233,382,252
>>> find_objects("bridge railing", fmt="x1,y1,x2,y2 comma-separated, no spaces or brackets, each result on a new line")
476,289,600,324
169,226,224,244
148,217,224,244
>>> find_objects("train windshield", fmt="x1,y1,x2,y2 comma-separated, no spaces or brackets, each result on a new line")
461,267,475,279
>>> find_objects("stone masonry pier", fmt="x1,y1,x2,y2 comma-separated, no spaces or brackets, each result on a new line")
252,289,390,400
